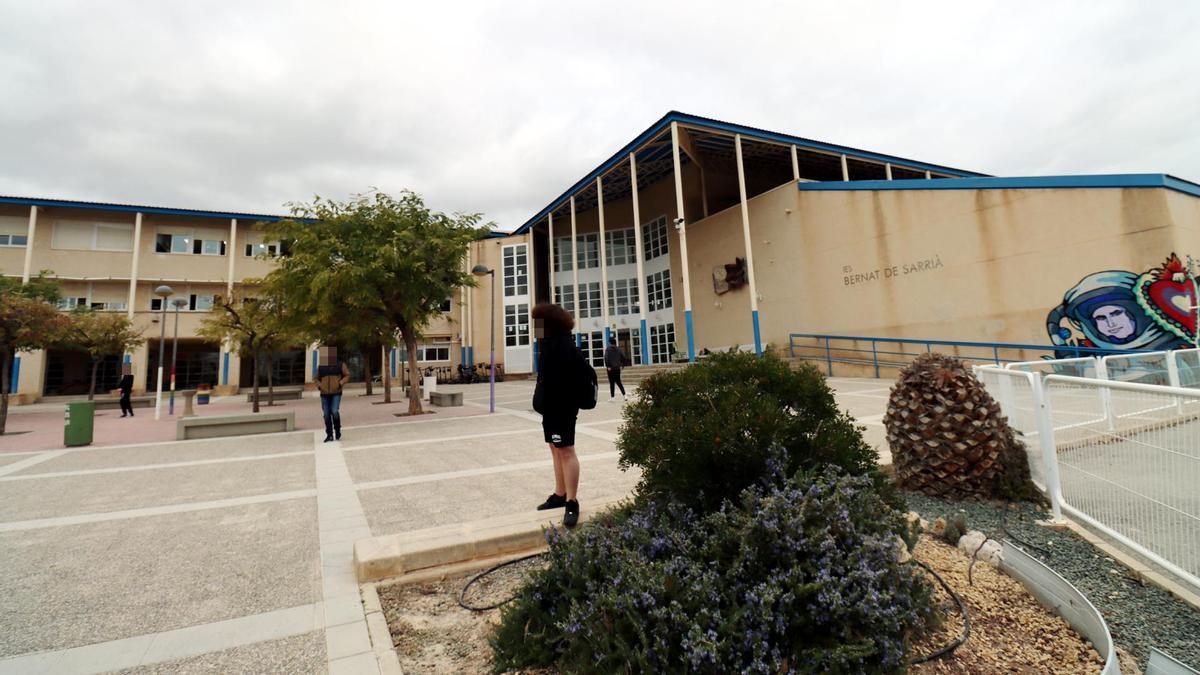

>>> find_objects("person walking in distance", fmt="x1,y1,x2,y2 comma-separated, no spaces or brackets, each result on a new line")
604,336,626,403
118,362,135,417
531,303,596,528
315,346,350,442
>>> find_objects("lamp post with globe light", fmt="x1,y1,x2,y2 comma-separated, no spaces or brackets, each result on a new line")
471,264,495,413
153,285,173,419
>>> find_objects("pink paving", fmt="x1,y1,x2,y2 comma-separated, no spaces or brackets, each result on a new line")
0,389,489,453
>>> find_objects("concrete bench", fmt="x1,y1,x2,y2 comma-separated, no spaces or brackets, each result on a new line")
176,410,295,440
246,389,304,402
429,391,462,407
93,396,154,410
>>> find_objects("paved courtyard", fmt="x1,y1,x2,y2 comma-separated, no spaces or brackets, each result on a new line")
0,377,893,674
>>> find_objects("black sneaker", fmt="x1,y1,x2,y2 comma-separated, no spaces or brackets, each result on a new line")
563,500,580,528
335,430,342,440
323,435,333,443
536,493,567,511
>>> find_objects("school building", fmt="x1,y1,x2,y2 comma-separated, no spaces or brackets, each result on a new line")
4,111,1200,401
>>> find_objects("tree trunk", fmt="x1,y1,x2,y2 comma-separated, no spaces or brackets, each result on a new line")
267,352,275,406
0,348,11,435
404,331,422,415
88,357,100,401
362,350,373,396
252,352,261,413
383,345,392,403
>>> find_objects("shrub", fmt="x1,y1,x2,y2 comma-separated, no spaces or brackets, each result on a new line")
618,352,879,512
940,513,967,546
491,467,935,674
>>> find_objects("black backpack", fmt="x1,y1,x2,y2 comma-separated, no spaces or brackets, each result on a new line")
577,355,598,410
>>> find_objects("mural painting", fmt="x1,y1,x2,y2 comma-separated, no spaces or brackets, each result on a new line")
1047,254,1198,354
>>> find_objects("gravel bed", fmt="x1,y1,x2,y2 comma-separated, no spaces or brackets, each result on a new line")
904,492,1200,670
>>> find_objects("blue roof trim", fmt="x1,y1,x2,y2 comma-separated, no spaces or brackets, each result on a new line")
0,195,301,222
511,110,986,235
795,173,1200,198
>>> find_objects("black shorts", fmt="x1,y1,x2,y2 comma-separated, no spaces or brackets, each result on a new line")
542,413,578,448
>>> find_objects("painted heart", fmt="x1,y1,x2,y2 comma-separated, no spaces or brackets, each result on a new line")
1134,254,1198,342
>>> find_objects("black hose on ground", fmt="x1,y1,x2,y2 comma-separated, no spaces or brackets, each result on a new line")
458,552,547,612
1001,500,1051,556
908,559,972,665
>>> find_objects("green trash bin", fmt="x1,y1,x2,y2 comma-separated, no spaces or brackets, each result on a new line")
64,401,95,447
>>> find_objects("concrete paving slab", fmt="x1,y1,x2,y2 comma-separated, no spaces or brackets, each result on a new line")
0,498,319,658
0,455,316,521
336,413,532,448
357,460,639,536
0,454,32,468
343,432,612,484
11,433,314,474
109,630,325,675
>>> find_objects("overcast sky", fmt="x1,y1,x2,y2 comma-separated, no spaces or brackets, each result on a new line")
2,1,1198,231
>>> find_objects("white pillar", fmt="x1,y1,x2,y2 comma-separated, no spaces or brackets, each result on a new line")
925,170,932,180
548,212,556,305
735,135,763,356
21,205,37,284
630,152,649,366
671,121,695,362
790,145,800,182
840,154,850,181
885,163,893,180
570,196,580,328
597,176,610,344
226,218,238,297
126,212,143,318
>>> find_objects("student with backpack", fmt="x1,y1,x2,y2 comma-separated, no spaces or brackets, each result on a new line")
531,302,596,528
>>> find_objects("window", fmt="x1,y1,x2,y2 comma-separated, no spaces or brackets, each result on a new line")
244,242,280,257
198,239,226,256
576,233,599,269
89,301,127,311
554,284,575,315
503,244,529,297
190,294,215,311
604,228,636,266
156,232,225,255
505,303,530,347
0,217,28,247
553,236,574,272
646,270,673,312
58,297,88,310
150,298,164,312
413,342,451,362
642,216,669,261
577,282,601,318
52,220,133,252
607,278,637,316
439,298,452,313
650,322,676,364
579,331,605,367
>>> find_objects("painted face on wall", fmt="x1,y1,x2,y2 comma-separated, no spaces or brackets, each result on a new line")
1091,305,1134,340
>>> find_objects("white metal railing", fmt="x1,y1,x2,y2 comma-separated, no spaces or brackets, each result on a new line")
979,367,1200,593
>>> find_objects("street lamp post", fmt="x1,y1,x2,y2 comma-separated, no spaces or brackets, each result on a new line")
153,285,173,419
169,297,188,415
471,264,496,413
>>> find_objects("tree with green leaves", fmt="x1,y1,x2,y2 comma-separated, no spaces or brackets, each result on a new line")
0,271,66,434
57,310,146,400
262,190,488,414
197,286,293,413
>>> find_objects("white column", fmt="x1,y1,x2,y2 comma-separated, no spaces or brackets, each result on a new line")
671,121,695,362
885,163,893,180
840,154,850,181
735,135,763,356
925,170,932,180
226,218,238,297
21,205,37,284
791,145,800,182
126,212,143,318
548,212,556,305
570,196,580,327
597,176,610,343
630,152,649,366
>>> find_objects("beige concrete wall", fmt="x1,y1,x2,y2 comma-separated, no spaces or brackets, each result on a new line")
681,184,1196,356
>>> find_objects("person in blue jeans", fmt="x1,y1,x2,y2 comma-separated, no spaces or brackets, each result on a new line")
314,346,350,442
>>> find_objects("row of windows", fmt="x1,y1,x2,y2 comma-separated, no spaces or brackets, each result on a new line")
578,329,646,368
57,297,127,311
551,219,669,272
44,219,283,256
0,233,28,247
607,278,637,316
398,342,452,363
149,294,216,312
557,274,673,318
646,270,673,312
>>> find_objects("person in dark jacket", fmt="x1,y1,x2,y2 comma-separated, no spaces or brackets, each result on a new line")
118,363,135,417
314,346,350,442
531,303,587,527
603,337,626,402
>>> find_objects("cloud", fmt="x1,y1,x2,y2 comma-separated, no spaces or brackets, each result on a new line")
1,0,1198,230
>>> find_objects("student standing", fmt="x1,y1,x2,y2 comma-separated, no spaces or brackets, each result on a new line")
315,346,350,442
531,303,594,528
603,337,626,402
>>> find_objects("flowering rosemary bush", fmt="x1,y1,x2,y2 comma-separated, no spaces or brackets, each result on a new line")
491,468,934,674
618,351,879,512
